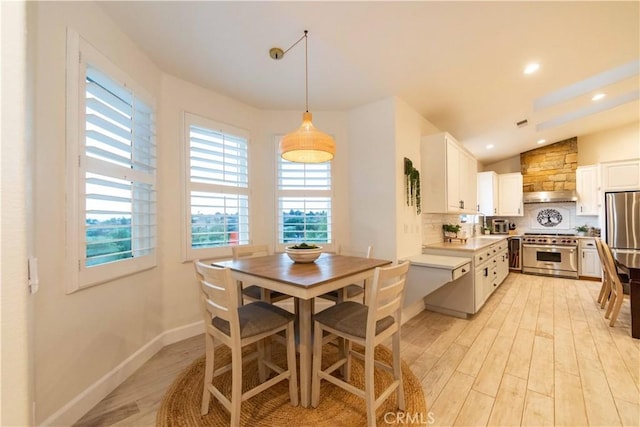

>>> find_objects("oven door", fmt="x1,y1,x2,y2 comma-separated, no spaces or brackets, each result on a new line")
522,244,578,278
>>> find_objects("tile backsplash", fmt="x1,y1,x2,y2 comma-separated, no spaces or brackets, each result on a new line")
422,202,600,246
488,202,600,234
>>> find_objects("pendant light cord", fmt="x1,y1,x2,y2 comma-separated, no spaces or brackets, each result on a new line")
280,30,310,113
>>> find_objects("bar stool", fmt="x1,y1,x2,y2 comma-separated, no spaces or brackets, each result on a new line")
194,260,298,425
311,261,409,426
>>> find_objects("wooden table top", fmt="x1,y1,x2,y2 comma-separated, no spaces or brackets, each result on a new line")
212,253,392,288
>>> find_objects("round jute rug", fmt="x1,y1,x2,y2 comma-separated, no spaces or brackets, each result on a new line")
157,343,427,427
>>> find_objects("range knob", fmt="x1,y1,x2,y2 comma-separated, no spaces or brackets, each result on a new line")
538,238,545,243
551,239,557,244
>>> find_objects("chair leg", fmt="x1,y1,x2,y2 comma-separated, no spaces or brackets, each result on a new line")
609,296,624,327
344,339,352,382
230,345,243,426
364,342,376,427
286,322,299,406
257,338,267,383
311,321,323,408
201,333,215,415
604,293,616,319
599,279,611,309
393,331,405,411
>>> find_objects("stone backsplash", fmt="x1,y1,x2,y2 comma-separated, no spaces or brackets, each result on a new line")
521,137,577,192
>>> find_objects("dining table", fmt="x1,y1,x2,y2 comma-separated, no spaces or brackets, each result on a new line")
211,252,392,407
612,251,640,339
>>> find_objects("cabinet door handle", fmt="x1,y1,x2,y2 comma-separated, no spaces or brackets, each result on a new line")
461,268,466,273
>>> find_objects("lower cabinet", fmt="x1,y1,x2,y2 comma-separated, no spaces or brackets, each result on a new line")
422,238,510,318
579,239,602,279
474,244,508,312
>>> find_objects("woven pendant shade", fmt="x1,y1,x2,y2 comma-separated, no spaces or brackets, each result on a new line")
280,112,335,163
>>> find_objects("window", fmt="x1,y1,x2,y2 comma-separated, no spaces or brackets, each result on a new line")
184,113,250,259
276,142,333,251
66,31,156,292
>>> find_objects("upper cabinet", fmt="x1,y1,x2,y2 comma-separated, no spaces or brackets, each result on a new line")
421,132,478,214
498,173,523,216
477,171,498,216
576,165,600,216
478,171,523,216
601,159,640,191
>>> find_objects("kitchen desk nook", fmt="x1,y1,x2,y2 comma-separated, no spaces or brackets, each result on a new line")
413,236,509,318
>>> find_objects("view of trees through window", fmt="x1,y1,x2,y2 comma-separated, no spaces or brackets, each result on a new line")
282,209,329,243
191,212,240,248
86,217,132,266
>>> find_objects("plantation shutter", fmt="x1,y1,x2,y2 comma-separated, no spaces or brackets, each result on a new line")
84,65,156,268
186,117,250,253
276,159,332,244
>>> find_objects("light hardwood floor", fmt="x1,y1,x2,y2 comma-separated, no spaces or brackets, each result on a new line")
74,273,640,426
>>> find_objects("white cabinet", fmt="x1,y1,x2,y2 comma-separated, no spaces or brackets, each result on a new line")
473,240,508,312
477,171,498,216
601,160,640,191
579,238,602,279
498,173,523,216
576,166,600,216
421,132,478,214
460,149,478,213
423,238,510,317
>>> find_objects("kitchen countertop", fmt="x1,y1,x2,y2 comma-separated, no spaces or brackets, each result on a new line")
423,235,508,252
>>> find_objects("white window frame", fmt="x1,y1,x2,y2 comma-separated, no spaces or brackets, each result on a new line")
65,29,157,293
274,137,335,253
182,112,251,260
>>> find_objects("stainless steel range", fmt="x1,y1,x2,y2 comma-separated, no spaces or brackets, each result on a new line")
522,233,579,279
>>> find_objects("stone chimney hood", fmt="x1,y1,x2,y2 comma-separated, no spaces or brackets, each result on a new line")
521,137,577,203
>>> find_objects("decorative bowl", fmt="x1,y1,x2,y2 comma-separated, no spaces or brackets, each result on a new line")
285,245,323,263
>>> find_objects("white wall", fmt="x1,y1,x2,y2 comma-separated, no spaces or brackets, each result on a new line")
394,98,438,259
1,1,32,425
483,155,521,174
578,121,640,165
31,2,164,423
346,99,397,261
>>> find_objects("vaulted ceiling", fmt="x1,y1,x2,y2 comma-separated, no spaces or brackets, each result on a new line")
98,1,639,164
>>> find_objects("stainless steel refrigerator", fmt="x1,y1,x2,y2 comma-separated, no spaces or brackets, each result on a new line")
605,191,640,252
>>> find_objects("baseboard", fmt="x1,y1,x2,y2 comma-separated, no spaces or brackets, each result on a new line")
39,320,204,427
402,299,426,324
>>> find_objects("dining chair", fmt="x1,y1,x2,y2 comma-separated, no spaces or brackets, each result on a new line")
317,245,373,304
232,244,292,304
194,260,298,424
311,261,409,426
598,241,627,327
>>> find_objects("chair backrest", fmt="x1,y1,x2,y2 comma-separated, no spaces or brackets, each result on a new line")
599,240,624,298
338,244,373,259
594,238,608,278
232,244,270,260
194,260,240,335
365,261,410,337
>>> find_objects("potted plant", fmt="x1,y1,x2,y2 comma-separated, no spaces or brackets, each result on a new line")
442,224,462,239
575,224,589,236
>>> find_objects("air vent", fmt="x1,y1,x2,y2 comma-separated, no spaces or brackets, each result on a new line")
516,119,528,128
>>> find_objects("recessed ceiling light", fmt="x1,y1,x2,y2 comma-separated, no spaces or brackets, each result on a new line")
537,139,546,145
524,63,540,75
592,93,606,101
486,144,494,150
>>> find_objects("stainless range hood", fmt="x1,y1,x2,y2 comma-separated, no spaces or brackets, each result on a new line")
523,190,578,204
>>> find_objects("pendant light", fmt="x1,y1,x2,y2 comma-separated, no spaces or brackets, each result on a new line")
272,30,335,163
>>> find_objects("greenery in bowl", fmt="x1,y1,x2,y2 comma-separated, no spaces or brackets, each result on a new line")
288,243,320,250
